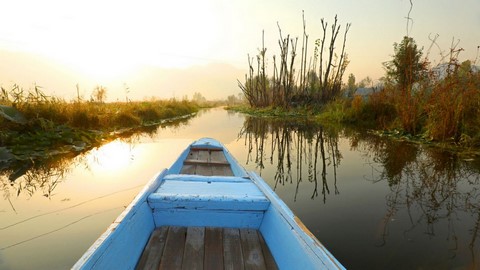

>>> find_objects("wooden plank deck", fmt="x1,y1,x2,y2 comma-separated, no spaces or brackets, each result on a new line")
180,148,233,176
136,226,278,270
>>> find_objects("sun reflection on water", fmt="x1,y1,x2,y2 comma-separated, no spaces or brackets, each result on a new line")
86,140,137,173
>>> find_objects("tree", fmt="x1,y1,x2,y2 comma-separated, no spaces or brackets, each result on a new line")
192,92,207,104
383,36,426,91
346,73,356,97
358,76,373,88
91,86,107,103
383,36,427,135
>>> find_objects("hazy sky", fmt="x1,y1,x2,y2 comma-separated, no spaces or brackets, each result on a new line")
0,0,478,101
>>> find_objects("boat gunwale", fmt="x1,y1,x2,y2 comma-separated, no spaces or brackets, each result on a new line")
72,169,167,270
250,171,345,269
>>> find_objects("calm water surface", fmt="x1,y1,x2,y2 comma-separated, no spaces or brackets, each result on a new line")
1,108,479,269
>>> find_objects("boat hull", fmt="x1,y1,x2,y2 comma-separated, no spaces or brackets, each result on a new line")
73,138,345,270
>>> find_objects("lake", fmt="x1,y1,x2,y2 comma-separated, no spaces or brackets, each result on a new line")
1,107,479,269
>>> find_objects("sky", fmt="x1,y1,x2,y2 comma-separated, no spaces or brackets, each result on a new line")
0,0,478,101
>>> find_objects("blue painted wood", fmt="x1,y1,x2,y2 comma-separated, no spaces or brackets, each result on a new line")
73,170,167,270
75,138,345,270
163,174,250,183
250,172,346,270
149,179,270,211
153,180,267,200
153,209,264,228
79,202,155,270
149,197,269,211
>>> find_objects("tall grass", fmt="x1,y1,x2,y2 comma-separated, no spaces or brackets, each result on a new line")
0,85,198,131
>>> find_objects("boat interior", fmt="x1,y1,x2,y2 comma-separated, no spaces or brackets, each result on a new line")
137,146,278,269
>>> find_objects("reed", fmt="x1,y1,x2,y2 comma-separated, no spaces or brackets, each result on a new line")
0,85,198,131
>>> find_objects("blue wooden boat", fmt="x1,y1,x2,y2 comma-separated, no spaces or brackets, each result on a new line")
73,138,345,269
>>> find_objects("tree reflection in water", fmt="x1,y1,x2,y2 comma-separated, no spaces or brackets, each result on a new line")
352,133,480,263
239,115,480,266
0,118,191,204
238,116,342,202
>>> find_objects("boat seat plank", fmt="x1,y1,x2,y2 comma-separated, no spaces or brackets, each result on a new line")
149,181,270,211
137,226,277,270
154,180,267,199
204,227,224,270
182,227,205,270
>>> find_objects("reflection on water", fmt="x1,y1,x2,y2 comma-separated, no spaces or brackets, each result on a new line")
0,115,197,270
239,116,341,202
239,115,480,268
0,116,192,200
358,135,480,260
1,108,480,269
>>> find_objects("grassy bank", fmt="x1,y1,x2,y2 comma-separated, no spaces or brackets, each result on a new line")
0,86,199,177
228,79,480,155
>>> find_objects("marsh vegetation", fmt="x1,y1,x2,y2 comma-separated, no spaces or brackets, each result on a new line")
0,85,199,178
235,10,480,149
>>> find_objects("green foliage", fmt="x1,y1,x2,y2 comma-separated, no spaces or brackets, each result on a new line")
382,37,428,134
383,36,427,90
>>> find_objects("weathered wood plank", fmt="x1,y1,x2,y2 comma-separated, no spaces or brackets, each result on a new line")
136,226,169,270
159,226,186,270
211,165,226,176
187,150,199,160
184,159,230,166
196,164,212,176
223,228,244,270
197,150,210,162
136,227,278,270
204,227,223,270
182,227,205,270
180,164,196,174
258,231,278,270
222,166,234,176
210,150,228,163
240,229,267,270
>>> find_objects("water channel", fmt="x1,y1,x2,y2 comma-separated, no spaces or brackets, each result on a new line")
1,107,480,269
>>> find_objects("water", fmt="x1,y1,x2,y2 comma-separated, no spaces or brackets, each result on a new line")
1,107,479,269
